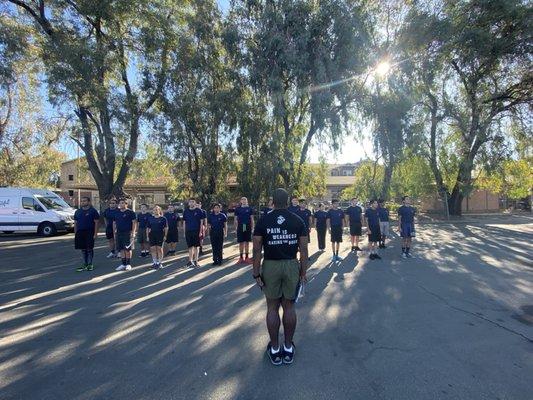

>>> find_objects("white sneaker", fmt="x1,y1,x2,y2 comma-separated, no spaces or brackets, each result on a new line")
106,252,115,259
125,264,132,271
401,253,407,259
116,264,126,271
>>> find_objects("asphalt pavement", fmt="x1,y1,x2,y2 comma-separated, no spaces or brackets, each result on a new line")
0,215,532,400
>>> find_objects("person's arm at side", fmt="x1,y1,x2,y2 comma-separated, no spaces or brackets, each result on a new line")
250,215,254,232
252,235,264,287
132,219,138,238
366,215,371,235
298,235,309,282
93,216,99,239
223,221,227,238
327,218,331,233
206,220,211,237
398,212,402,232
163,226,168,241
113,220,117,237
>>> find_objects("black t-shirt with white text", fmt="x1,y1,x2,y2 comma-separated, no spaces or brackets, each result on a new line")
253,209,307,260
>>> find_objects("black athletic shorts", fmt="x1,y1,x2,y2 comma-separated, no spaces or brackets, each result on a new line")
330,225,343,243
166,229,178,243
185,230,200,248
75,230,95,250
105,225,114,240
149,231,165,247
237,225,252,243
116,231,134,251
350,222,362,236
368,225,381,243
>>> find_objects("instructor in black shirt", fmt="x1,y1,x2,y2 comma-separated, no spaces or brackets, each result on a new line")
253,188,308,366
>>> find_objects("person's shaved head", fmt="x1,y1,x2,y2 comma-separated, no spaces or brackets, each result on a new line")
273,188,289,208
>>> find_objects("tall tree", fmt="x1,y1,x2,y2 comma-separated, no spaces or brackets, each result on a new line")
226,0,371,192
7,0,181,209
401,0,532,215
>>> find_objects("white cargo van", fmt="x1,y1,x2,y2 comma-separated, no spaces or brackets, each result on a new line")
0,187,76,236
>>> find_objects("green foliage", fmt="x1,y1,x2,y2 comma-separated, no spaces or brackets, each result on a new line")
477,159,533,200
342,160,384,201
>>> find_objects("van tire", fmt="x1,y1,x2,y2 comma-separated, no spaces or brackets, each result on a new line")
38,222,57,237
2,231,15,234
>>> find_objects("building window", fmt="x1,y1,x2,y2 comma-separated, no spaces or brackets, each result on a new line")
68,174,74,181
68,190,74,197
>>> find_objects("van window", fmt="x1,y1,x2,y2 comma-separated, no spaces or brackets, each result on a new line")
22,197,45,212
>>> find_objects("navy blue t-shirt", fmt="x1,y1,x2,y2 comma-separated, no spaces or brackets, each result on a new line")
377,207,389,222
208,212,227,231
103,207,117,228
148,215,167,233
345,205,363,224
234,206,253,226
164,212,180,231
114,209,137,232
74,207,100,231
183,207,204,231
296,208,312,229
326,208,344,227
398,205,416,224
288,205,299,214
365,208,380,228
314,210,327,228
136,212,151,229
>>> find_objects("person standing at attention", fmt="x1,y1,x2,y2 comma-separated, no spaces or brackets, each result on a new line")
147,205,168,269
398,195,416,258
313,203,327,251
253,188,308,365
114,198,138,271
345,197,363,252
207,203,227,265
74,196,100,272
136,203,151,258
326,199,345,262
183,199,205,267
234,196,254,264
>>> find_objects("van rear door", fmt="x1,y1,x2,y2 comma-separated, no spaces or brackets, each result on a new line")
0,196,20,231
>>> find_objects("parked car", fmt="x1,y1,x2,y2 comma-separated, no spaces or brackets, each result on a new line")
0,187,75,236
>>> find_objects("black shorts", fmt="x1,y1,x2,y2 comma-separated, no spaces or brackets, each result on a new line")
237,225,252,243
350,222,362,236
368,225,381,243
116,231,134,251
137,228,148,244
185,230,200,248
75,230,95,250
166,229,179,243
330,225,343,243
105,225,114,240
149,231,165,247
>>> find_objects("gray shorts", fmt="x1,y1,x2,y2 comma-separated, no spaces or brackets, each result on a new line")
379,221,390,237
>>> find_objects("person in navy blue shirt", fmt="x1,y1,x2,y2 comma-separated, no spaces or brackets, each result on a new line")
326,199,345,262
113,198,138,271
74,196,100,272
288,196,299,214
377,199,390,249
261,197,274,217
365,199,382,260
102,198,118,258
398,195,416,258
296,198,312,244
136,203,151,258
234,196,254,264
147,205,168,269
198,201,208,256
313,203,328,251
164,204,180,256
207,203,228,265
183,198,206,267
345,198,363,252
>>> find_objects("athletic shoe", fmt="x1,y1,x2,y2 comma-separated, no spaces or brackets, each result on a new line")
351,246,356,252
116,264,127,271
245,257,253,264
282,343,295,364
124,264,132,271
266,343,282,366
194,261,200,268
336,255,343,261
106,252,115,259
369,254,375,260
165,251,172,257
406,253,412,258
76,265,86,272
374,254,382,260
238,257,244,264
401,253,407,259
156,262,163,270
86,264,94,271
354,246,362,251
331,255,336,262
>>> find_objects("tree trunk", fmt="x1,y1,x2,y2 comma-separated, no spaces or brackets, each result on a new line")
381,160,393,200
448,187,463,216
